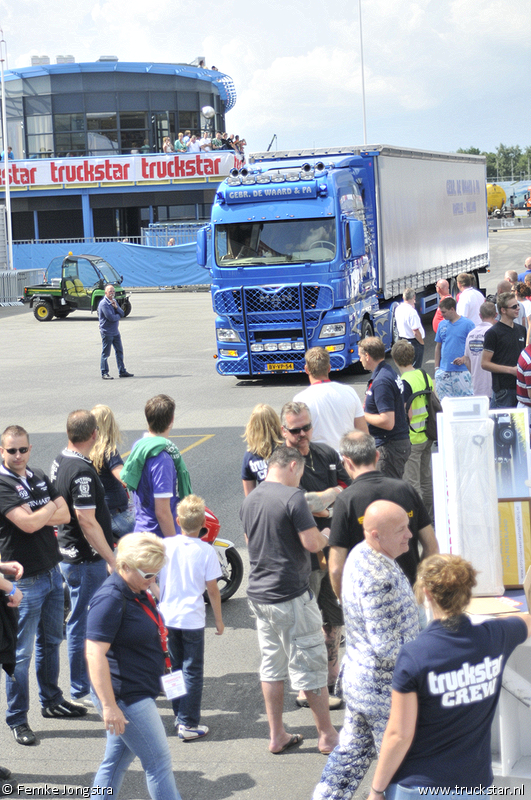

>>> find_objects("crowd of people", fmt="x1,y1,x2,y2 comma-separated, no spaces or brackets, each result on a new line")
2,257,531,797
161,131,246,160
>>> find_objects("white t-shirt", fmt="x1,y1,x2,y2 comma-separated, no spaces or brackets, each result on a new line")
456,287,484,326
395,302,425,339
294,380,364,452
159,535,222,629
464,320,493,397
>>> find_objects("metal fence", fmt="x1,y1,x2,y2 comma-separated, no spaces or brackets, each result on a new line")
0,268,44,304
142,223,205,247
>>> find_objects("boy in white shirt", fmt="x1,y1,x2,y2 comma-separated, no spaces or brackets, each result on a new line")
159,495,224,740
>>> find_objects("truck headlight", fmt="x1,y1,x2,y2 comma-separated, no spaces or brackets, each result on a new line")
217,328,241,343
319,323,346,338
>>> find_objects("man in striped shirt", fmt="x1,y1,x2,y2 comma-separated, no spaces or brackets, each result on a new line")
516,344,531,409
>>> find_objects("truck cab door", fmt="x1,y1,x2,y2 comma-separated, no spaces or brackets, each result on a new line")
61,258,92,310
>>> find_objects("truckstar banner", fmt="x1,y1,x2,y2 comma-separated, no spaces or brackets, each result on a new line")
0,152,242,189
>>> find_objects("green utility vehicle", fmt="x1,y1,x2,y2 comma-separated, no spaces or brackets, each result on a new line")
20,253,132,321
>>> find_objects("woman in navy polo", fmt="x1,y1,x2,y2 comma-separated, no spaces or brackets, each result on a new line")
367,554,531,800
86,533,182,800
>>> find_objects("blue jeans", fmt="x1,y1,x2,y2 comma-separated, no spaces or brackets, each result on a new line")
60,560,108,699
6,565,64,727
100,332,126,376
167,627,205,727
110,507,135,540
91,692,182,800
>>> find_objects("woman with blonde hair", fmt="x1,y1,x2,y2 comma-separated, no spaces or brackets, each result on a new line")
241,404,283,495
90,405,134,540
365,554,531,800
87,532,182,799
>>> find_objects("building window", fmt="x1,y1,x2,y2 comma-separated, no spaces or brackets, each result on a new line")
178,111,199,137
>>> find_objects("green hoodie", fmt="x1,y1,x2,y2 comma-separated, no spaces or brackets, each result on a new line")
120,436,192,499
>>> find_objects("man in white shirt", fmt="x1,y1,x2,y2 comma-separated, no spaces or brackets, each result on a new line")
456,273,484,325
294,348,367,452
461,301,496,397
395,288,425,368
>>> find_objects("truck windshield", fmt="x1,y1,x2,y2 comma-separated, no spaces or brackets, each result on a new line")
215,219,336,266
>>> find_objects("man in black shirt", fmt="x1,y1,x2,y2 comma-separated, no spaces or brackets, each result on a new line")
281,402,351,707
482,291,526,408
328,431,438,600
0,425,87,747
51,410,116,703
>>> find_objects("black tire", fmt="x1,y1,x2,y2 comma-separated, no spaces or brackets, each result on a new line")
54,309,71,319
122,298,132,317
205,546,244,603
33,301,53,321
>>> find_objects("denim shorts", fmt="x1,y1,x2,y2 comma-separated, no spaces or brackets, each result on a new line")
248,590,328,690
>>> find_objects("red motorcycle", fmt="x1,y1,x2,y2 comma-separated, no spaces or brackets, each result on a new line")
200,508,244,602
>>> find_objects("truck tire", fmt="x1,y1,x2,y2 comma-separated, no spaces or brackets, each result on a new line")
54,309,71,319
349,317,374,374
34,302,53,321
122,298,132,317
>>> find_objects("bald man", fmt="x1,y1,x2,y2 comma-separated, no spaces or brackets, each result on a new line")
312,500,420,800
432,279,451,333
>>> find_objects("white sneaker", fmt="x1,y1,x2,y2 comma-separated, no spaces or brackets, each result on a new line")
177,724,209,741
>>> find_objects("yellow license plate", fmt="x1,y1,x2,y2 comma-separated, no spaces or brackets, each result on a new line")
267,362,294,371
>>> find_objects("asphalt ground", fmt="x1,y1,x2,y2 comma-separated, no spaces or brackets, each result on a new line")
0,229,528,800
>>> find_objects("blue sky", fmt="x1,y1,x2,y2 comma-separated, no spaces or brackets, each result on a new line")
4,0,530,155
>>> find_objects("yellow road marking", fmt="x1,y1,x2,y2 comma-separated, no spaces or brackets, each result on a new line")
121,433,215,460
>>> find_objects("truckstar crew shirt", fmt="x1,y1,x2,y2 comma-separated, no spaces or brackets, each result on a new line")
51,449,114,564
391,615,527,789
240,481,315,605
0,466,61,577
364,361,409,445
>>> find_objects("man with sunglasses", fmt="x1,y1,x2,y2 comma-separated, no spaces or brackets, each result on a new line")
0,425,87,748
281,402,351,710
482,292,527,408
51,411,116,707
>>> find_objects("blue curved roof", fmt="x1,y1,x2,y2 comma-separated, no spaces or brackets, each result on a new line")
3,60,237,111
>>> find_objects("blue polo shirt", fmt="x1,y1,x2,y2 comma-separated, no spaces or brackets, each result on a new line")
365,361,409,445
435,316,475,372
86,571,165,704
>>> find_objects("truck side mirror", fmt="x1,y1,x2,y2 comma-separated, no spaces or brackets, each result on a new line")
196,226,210,268
348,220,365,258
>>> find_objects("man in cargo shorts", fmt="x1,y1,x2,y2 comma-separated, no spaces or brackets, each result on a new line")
240,445,339,756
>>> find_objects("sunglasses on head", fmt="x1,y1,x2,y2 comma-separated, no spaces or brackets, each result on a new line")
285,423,312,435
4,447,29,454
136,567,160,580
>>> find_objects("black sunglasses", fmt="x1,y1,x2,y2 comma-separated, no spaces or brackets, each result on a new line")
285,423,312,435
4,447,29,454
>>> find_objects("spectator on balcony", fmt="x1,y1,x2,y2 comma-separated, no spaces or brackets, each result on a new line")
199,134,211,152
174,133,187,153
167,239,175,247
234,136,246,161
187,136,201,154
211,133,224,150
183,130,192,144
162,137,174,154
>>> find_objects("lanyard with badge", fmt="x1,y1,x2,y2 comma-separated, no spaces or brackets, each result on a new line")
134,592,186,700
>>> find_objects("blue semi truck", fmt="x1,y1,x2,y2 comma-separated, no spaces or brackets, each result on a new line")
197,144,489,377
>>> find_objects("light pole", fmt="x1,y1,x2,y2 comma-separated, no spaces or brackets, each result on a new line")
358,0,367,145
0,30,13,270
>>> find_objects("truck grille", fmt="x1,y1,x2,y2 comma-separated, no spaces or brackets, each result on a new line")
213,284,333,333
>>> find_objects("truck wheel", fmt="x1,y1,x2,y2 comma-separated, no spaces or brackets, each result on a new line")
54,309,71,319
122,299,132,317
349,318,374,374
34,302,53,321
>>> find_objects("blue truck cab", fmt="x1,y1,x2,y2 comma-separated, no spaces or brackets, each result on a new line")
197,145,488,377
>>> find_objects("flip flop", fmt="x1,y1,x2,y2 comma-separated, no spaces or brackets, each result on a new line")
270,733,303,755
